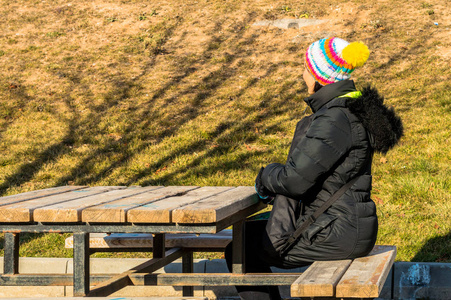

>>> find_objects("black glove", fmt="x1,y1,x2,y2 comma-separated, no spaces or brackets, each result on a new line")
255,167,275,204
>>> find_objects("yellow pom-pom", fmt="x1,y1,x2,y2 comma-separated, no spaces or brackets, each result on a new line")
342,41,370,68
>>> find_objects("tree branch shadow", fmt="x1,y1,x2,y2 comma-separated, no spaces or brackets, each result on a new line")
411,230,451,263
51,14,294,187
1,10,305,193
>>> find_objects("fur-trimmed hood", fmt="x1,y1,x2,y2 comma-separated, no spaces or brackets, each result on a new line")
347,86,404,154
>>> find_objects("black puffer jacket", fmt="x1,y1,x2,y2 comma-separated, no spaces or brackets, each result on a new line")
261,80,403,262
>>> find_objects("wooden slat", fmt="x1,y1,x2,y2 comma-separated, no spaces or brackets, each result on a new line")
33,186,162,223
127,186,233,223
0,186,87,207
0,272,299,287
129,273,301,286
65,230,233,249
290,260,352,297
81,186,199,223
336,245,397,298
172,186,258,223
0,187,123,223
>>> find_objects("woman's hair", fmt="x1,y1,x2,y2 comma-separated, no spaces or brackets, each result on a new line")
314,81,323,93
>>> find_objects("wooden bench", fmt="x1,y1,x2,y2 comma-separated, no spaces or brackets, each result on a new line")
65,230,233,253
66,232,395,299
291,245,396,298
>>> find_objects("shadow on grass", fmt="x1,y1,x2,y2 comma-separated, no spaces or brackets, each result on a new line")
1,8,439,195
411,230,451,263
0,79,77,195
47,15,299,187
0,4,446,258
0,138,76,195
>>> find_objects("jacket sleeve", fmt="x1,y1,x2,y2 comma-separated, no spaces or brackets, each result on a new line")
261,108,352,198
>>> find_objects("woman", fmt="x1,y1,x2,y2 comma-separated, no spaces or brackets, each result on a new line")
225,37,404,300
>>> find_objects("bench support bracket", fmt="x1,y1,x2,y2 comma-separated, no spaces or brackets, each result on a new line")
232,220,245,274
182,252,194,296
4,232,20,275
73,232,90,297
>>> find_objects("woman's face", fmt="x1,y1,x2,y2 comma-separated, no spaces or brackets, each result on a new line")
303,68,316,95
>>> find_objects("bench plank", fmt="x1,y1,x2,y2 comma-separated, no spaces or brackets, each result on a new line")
336,245,396,298
290,260,352,297
129,273,302,286
33,186,162,223
82,186,199,223
0,186,87,207
127,187,233,223
172,186,258,223
65,230,233,249
0,187,123,222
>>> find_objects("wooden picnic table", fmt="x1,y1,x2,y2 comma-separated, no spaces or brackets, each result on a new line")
0,185,266,297
0,185,396,299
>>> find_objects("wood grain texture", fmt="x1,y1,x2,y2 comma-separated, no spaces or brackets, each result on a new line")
336,245,397,298
172,186,258,223
65,230,233,249
33,186,161,223
81,186,199,223
127,186,233,224
290,260,351,297
0,186,123,222
0,186,87,207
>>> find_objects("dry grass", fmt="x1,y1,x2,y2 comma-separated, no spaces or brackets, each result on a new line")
0,0,450,262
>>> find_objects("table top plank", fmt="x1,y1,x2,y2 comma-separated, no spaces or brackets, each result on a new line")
82,186,200,223
172,186,258,223
127,186,233,223
290,260,351,297
0,186,124,223
0,186,87,207
336,245,397,298
33,186,163,223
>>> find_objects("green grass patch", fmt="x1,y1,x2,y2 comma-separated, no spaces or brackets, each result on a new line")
0,0,450,262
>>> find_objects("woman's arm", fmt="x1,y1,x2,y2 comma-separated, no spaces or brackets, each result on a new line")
261,108,352,198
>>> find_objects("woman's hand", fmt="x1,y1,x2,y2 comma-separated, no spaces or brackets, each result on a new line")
255,167,275,204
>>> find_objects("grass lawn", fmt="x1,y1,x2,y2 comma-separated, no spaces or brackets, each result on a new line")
0,0,450,262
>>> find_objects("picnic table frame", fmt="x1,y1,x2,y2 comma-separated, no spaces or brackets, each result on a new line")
0,185,268,297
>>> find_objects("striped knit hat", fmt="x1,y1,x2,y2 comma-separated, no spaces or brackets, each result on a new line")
305,37,370,86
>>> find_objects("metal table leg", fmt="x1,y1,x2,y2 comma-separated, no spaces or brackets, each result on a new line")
232,219,246,274
182,251,194,296
73,232,90,296
154,232,195,296
153,233,166,258
4,232,20,275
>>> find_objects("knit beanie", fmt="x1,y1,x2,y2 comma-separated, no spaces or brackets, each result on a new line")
305,37,370,86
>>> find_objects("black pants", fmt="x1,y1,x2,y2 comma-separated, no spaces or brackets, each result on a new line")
224,219,309,300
